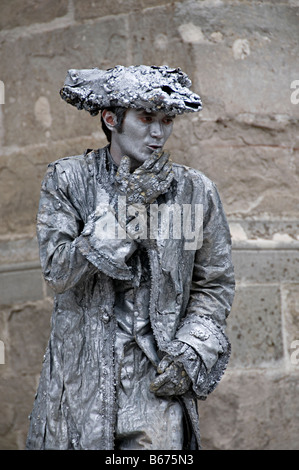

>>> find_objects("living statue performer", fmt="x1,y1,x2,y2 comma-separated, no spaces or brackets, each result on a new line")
26,65,235,450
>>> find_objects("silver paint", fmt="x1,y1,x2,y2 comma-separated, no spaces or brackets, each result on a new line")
26,65,234,451
109,108,174,169
26,146,235,450
60,65,202,116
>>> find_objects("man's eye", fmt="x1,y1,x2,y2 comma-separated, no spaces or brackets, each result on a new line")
140,116,153,123
163,118,173,125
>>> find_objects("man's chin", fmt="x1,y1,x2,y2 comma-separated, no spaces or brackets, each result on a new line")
129,154,152,169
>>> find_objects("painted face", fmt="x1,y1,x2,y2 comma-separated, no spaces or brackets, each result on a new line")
110,108,175,170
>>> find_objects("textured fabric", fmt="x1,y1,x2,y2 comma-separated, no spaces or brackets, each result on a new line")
115,342,184,450
60,65,202,116
113,248,184,450
26,146,235,450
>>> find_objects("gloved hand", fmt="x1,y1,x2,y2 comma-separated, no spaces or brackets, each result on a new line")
81,202,137,276
81,203,116,238
114,150,174,206
149,354,191,396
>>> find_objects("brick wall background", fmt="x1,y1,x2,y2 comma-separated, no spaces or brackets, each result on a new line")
0,0,299,450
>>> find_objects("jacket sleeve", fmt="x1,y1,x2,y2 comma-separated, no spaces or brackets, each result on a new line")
37,161,136,294
175,180,235,398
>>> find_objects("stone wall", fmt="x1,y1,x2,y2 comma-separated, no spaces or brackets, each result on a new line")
0,0,299,450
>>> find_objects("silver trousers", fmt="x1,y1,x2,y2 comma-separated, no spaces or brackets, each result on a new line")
115,341,184,450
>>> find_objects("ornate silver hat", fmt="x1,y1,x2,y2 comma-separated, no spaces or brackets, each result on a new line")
60,65,202,116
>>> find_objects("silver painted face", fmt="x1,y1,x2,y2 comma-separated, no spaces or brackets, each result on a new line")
110,109,174,170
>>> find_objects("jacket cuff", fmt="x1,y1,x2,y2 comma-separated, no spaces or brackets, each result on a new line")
175,314,231,398
76,234,136,281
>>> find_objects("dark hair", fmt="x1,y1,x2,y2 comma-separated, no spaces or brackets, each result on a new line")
101,107,127,142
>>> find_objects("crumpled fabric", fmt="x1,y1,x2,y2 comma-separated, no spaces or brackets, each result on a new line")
60,65,202,116
26,146,235,450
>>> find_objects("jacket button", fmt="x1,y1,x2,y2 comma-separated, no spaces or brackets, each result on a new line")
102,313,110,324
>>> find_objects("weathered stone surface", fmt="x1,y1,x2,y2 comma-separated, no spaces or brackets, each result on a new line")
231,249,299,283
0,151,44,238
169,114,299,218
74,0,140,20
0,374,38,449
230,219,299,242
128,4,197,80
127,1,299,116
175,1,299,114
0,17,129,148
0,132,106,237
281,283,299,368
0,238,39,265
0,299,52,449
0,0,68,30
199,369,299,450
226,284,283,367
0,267,44,306
73,0,173,21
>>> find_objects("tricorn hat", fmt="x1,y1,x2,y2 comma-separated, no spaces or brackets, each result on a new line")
60,64,202,116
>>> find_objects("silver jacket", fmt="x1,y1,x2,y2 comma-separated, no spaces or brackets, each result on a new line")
26,147,235,450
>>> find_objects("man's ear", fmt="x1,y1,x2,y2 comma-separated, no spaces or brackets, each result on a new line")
102,109,117,132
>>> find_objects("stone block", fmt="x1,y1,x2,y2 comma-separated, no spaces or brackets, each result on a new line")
126,1,299,117
0,374,38,449
74,0,141,20
167,112,299,219
0,299,52,449
0,0,68,30
0,151,43,237
174,1,299,117
193,130,297,218
0,267,44,306
73,0,172,21
226,283,283,367
198,369,299,450
229,219,299,243
232,249,299,283
128,4,197,79
0,17,129,148
281,283,299,368
0,133,107,237
0,238,39,265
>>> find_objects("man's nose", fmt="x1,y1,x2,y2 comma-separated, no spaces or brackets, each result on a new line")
150,121,164,138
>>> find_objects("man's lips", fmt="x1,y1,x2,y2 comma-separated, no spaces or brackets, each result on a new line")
147,144,163,151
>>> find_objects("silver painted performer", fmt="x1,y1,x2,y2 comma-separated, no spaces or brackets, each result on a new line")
26,65,235,450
